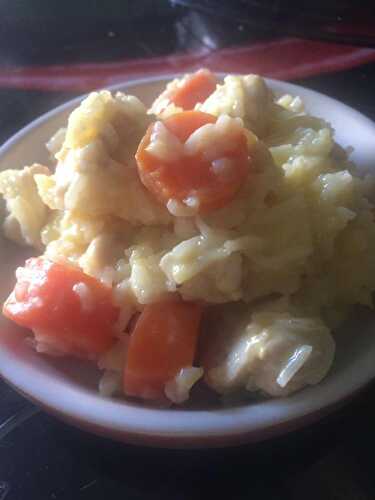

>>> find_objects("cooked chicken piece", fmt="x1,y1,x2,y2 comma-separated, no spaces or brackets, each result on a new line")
201,302,335,397
0,163,51,248
198,74,273,137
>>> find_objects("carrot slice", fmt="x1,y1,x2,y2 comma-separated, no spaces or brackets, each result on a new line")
163,109,216,142
123,301,202,400
169,69,217,110
136,110,250,213
3,257,119,358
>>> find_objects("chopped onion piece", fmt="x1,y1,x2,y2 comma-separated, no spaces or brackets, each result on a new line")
165,366,204,404
277,345,313,388
99,370,122,397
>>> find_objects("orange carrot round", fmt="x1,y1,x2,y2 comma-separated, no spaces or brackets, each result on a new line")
136,110,251,213
169,69,217,110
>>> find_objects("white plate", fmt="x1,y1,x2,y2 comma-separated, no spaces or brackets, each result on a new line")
1,75,375,448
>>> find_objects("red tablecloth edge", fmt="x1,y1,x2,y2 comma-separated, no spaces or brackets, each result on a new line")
1,38,374,92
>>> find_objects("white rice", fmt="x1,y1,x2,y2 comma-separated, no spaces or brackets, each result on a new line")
164,366,204,404
72,282,94,312
145,121,184,162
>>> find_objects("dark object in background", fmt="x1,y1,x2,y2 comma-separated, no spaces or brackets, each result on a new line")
0,0,180,66
1,0,375,68
173,0,375,47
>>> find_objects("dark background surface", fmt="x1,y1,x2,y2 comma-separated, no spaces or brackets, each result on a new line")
1,2,375,499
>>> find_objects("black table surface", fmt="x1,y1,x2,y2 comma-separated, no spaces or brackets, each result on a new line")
1,3,375,499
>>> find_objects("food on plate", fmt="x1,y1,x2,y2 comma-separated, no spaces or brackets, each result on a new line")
3,257,119,358
1,69,375,406
150,68,217,114
124,301,202,400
